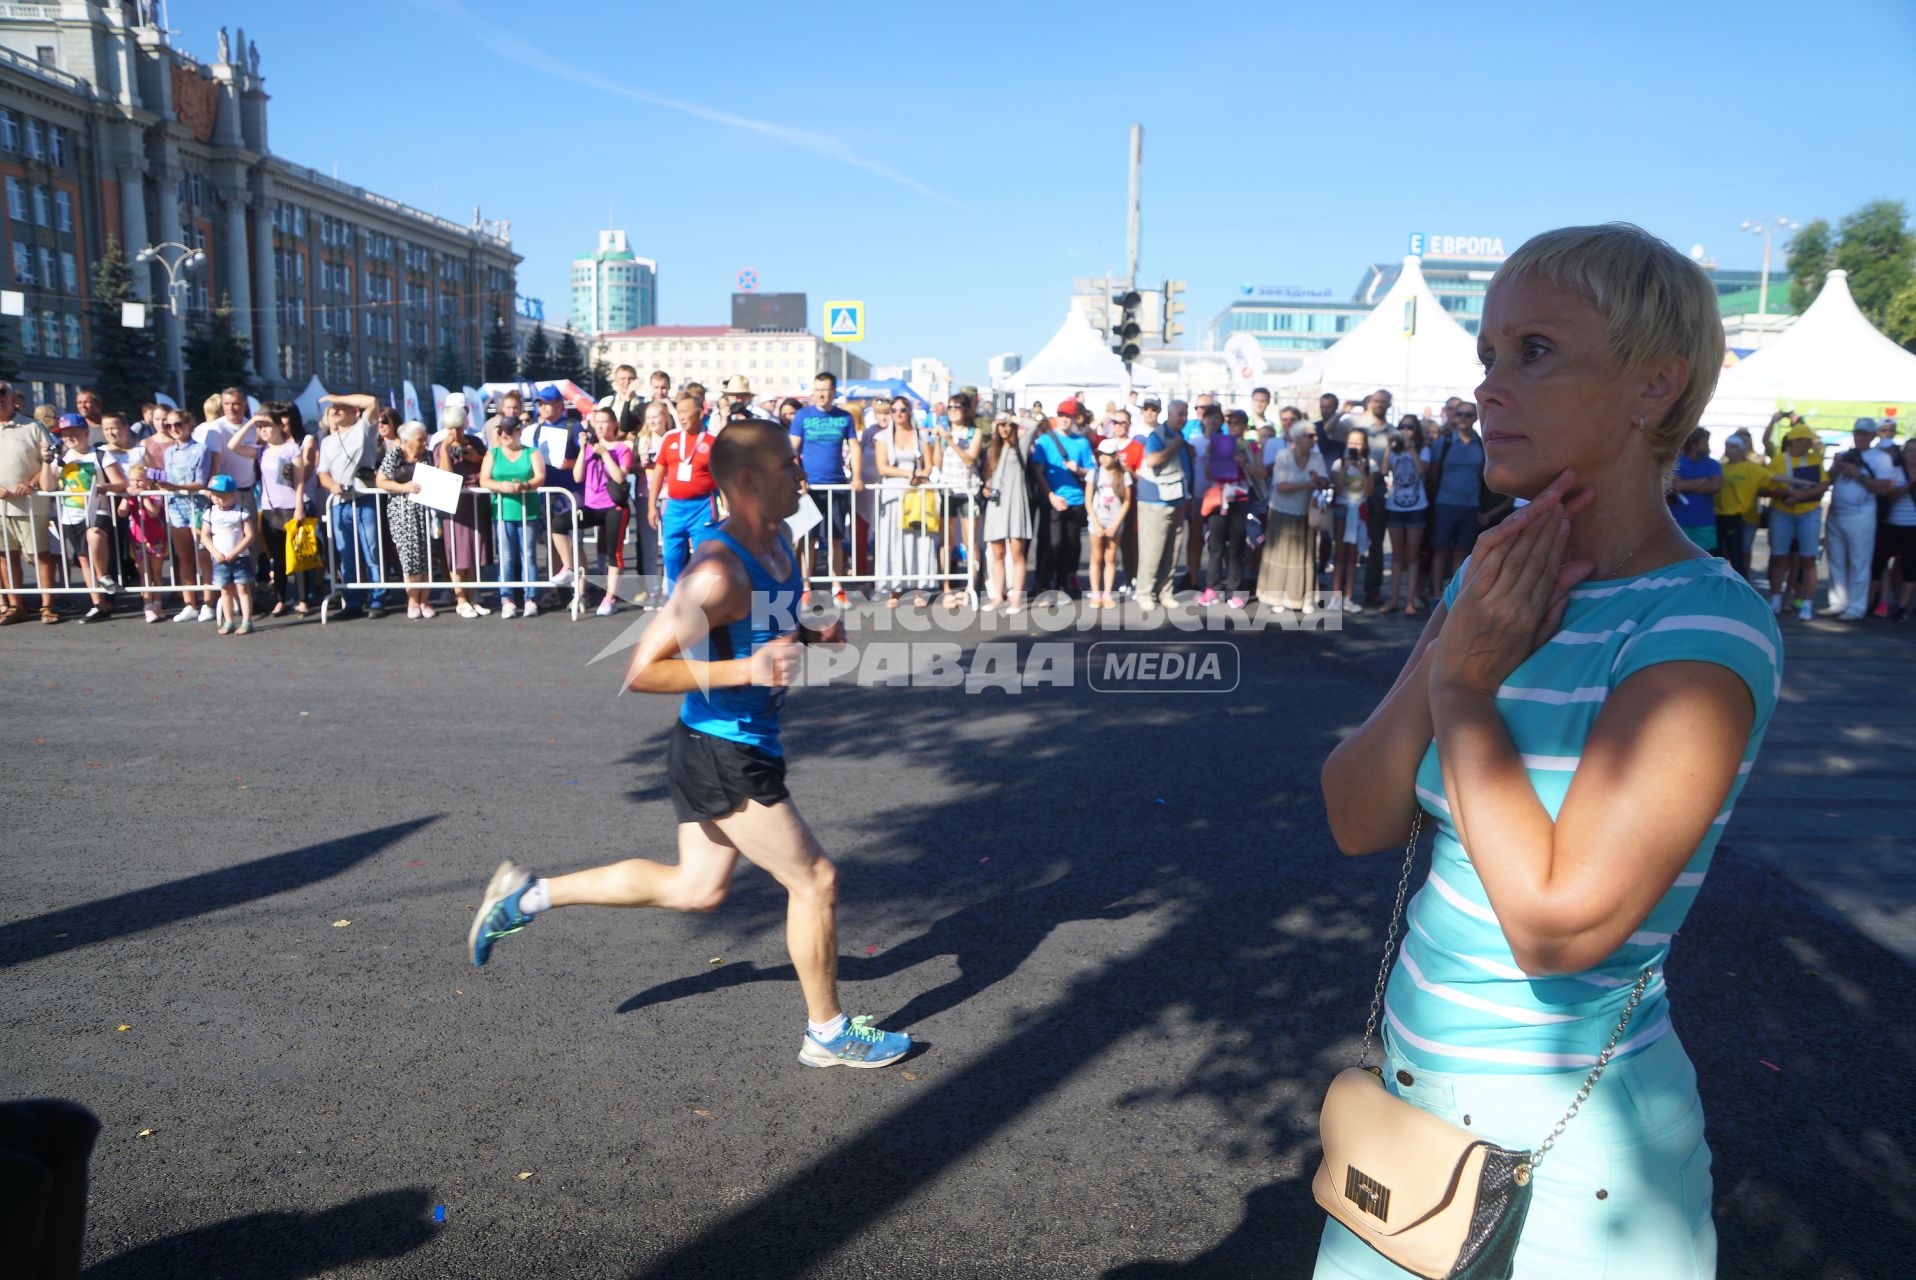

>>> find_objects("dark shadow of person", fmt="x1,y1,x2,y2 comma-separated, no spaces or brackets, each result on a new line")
84,1187,437,1280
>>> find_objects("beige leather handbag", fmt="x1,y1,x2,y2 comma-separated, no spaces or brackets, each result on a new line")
1312,809,1653,1280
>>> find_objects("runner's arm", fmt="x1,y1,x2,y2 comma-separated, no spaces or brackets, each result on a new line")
622,553,755,694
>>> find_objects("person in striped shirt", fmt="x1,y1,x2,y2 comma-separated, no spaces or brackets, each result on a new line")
1317,224,1781,1280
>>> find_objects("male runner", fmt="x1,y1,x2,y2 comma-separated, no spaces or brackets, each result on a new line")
468,420,911,1070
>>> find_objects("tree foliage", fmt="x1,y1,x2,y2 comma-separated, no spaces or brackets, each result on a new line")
482,299,516,382
1785,201,1915,336
519,323,552,382
1833,199,1915,329
89,236,165,417
1886,278,1916,351
1786,219,1833,316
182,295,252,414
552,328,588,386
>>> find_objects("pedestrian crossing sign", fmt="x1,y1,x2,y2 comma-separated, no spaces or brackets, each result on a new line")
823,301,864,343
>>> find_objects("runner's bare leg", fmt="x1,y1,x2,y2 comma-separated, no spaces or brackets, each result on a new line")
540,800,841,1023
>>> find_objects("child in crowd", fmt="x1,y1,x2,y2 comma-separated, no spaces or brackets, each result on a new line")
119,462,169,622
200,474,257,635
50,413,114,622
1086,439,1132,608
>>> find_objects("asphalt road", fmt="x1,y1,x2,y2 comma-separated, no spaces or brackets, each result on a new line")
2,598,1912,1278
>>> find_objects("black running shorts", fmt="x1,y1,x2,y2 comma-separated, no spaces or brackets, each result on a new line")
667,720,790,823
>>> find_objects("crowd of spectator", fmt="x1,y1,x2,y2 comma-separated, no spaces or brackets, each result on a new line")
2,368,1911,630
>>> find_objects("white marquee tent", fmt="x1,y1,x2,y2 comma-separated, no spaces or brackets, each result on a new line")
1267,256,1484,409
1006,301,1157,408
1703,268,1916,438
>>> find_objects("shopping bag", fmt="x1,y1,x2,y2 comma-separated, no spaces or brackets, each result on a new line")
285,516,323,574
901,487,942,535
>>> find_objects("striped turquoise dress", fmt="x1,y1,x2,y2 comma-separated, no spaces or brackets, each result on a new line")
1391,555,1781,1071
1317,553,1782,1280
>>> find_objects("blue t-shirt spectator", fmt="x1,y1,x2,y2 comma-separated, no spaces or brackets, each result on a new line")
1433,433,1486,507
1669,454,1722,527
790,405,858,484
1134,426,1187,504
1033,430,1096,506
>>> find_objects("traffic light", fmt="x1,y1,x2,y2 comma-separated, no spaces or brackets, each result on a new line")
1161,279,1187,344
1112,288,1142,365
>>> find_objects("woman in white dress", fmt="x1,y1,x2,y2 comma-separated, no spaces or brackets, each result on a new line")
874,395,941,607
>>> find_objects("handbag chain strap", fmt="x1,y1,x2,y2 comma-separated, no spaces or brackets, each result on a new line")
1354,805,1658,1181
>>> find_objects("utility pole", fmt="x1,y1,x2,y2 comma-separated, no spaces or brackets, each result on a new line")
1126,124,1142,293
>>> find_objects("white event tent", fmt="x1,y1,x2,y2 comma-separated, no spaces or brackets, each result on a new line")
1007,301,1157,408
1703,268,1916,440
1268,256,1484,409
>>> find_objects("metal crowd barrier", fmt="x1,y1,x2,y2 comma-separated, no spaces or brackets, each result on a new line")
794,480,978,603
319,484,584,623
0,487,239,606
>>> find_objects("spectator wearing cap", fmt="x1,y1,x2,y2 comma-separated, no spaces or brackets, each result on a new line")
1826,418,1898,620
200,473,257,635
1031,397,1096,599
526,385,581,592
48,413,114,622
1875,417,1901,451
482,413,548,617
1133,399,1189,607
1764,422,1829,620
1713,430,1766,582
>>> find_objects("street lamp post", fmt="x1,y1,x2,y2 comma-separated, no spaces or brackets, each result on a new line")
1739,215,1798,330
136,241,205,405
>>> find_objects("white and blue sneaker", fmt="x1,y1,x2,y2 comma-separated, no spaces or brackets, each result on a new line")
799,1015,911,1069
468,860,535,967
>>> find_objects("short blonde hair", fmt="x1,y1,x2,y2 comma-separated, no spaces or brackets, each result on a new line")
1491,223,1723,467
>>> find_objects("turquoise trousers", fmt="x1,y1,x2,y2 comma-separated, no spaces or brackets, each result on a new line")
1314,1029,1714,1279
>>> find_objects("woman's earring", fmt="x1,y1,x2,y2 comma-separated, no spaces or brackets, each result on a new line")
1635,415,1646,431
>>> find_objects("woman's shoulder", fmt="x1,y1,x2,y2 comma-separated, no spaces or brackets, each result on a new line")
1598,557,1784,713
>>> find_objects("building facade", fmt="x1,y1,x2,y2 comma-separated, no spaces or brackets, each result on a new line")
595,325,869,397
1211,238,1778,359
570,228,655,336
0,3,518,410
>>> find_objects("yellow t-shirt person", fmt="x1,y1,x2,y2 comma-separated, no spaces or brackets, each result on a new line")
1768,446,1827,517
1717,459,1769,523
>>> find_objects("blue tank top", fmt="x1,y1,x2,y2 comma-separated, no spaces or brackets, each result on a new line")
678,527,803,755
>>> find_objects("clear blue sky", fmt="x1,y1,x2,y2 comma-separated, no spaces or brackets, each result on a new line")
177,0,1914,387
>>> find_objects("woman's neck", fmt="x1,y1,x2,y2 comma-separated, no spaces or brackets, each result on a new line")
1565,456,1691,578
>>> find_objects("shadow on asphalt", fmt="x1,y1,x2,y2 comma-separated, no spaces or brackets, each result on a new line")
614,627,1916,1278
0,818,438,970
619,639,1399,1279
82,1186,436,1279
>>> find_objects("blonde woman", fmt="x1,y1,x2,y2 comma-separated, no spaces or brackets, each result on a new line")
1317,224,1783,1278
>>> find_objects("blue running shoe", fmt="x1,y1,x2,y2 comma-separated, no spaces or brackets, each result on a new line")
799,1015,911,1069
469,860,535,967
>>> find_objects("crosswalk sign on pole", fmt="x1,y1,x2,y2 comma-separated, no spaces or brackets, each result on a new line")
823,300,864,344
